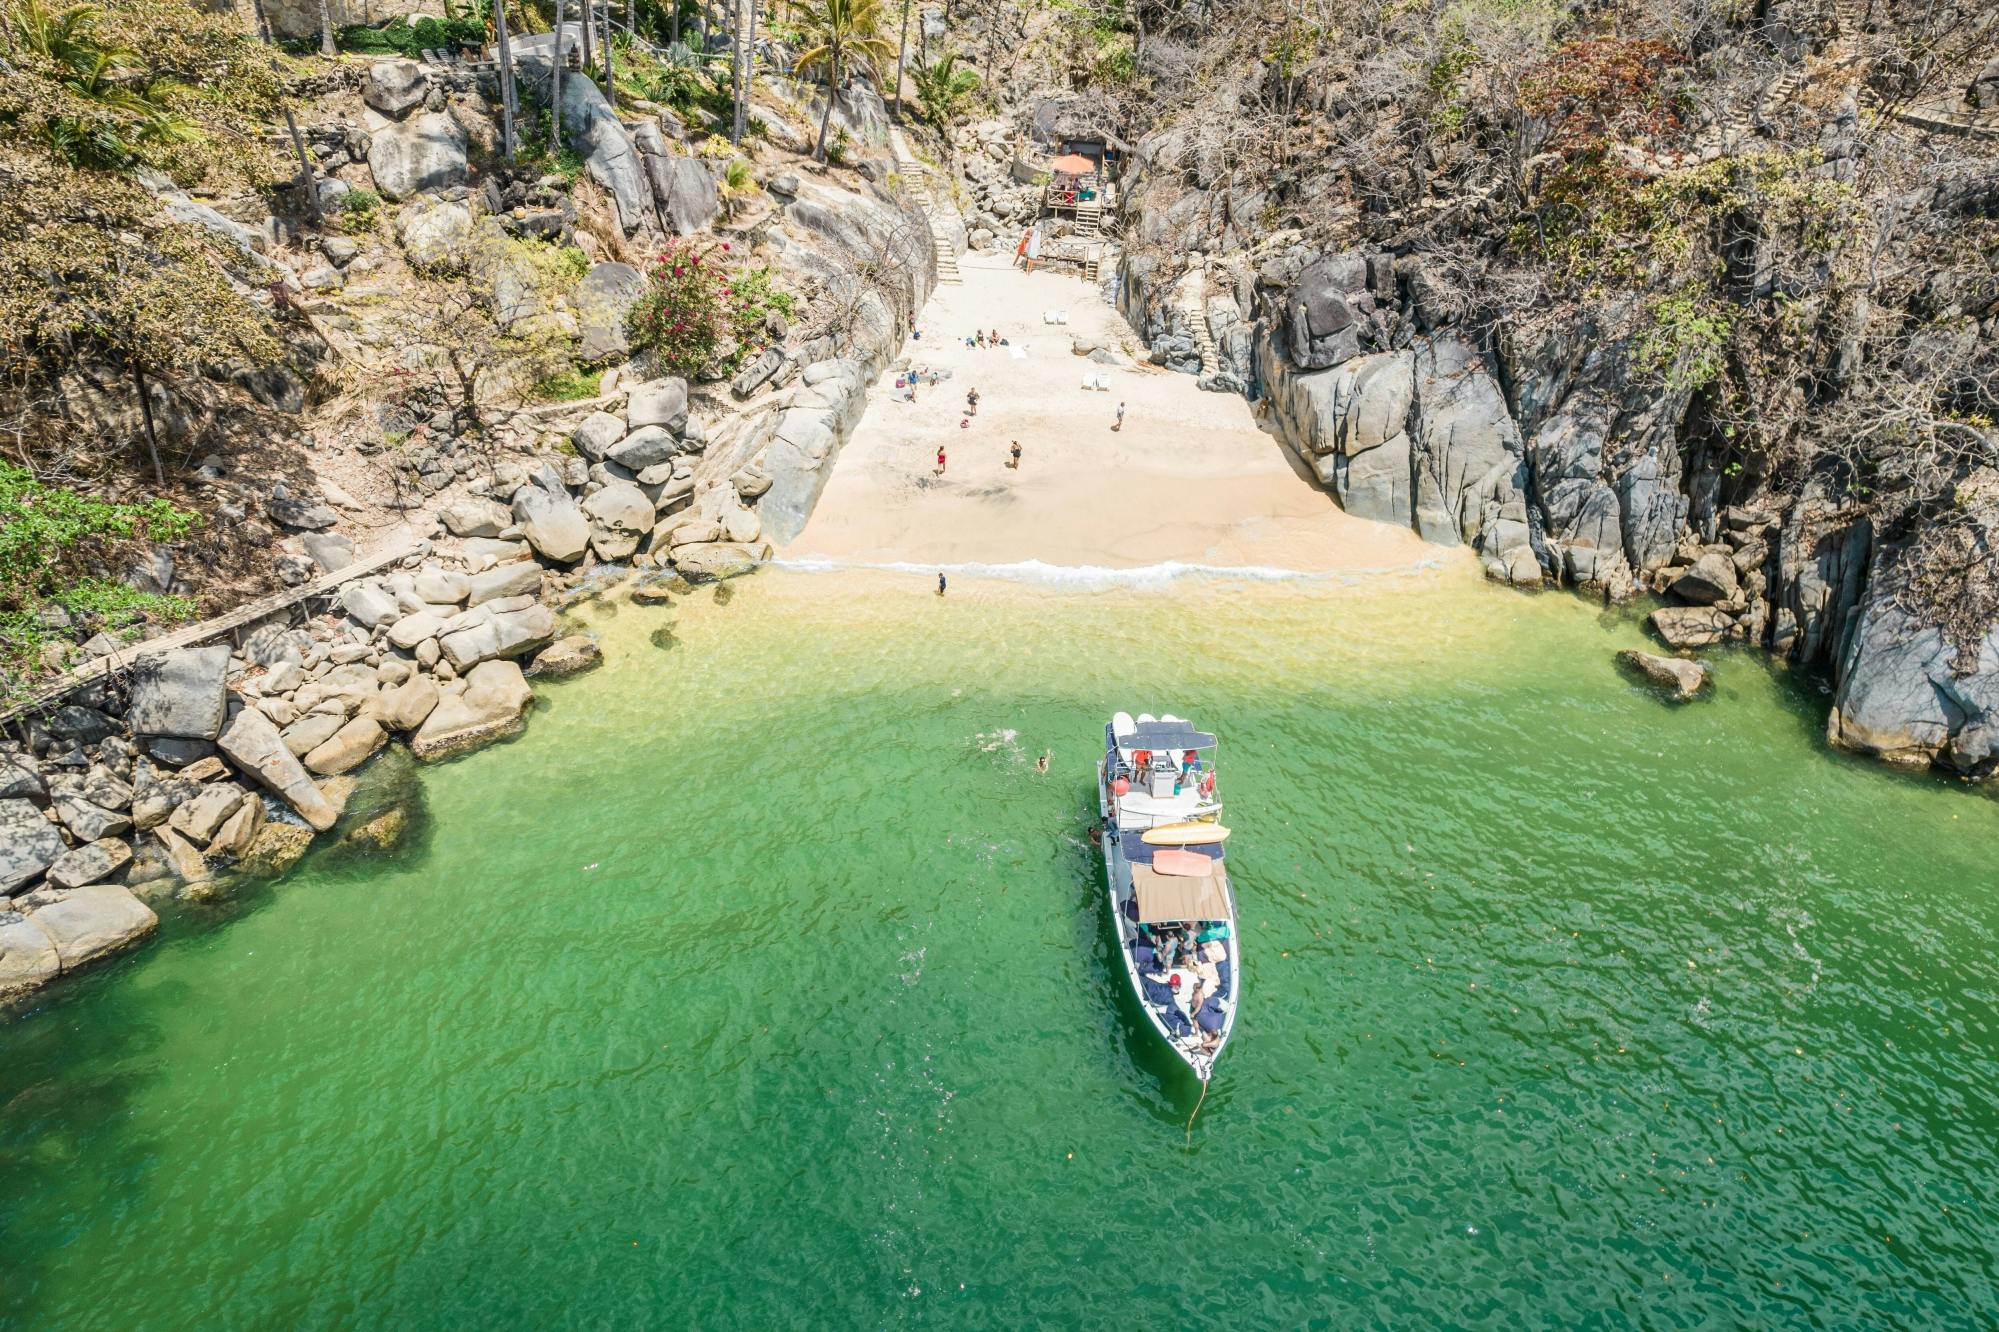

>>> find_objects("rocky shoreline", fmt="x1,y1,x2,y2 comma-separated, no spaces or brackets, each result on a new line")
0,353,909,1003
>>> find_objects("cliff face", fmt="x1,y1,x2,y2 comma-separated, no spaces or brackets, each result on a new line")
1082,0,1999,780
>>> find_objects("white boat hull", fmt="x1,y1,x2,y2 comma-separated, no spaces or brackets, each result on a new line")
1096,723,1240,1082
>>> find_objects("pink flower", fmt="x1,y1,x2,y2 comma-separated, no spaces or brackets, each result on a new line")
721,242,731,251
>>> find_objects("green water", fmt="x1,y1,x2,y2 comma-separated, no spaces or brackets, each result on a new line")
4,567,1997,1329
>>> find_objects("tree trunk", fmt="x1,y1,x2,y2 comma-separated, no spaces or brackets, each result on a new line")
551,0,565,150
894,0,910,119
131,362,164,488
283,108,322,225
317,0,336,56
816,46,840,161
580,0,594,81
671,0,680,48
601,1,614,101
250,0,273,44
732,0,757,142
494,0,517,159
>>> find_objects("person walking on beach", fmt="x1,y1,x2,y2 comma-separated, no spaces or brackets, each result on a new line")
937,572,947,596
966,388,979,416
1007,440,1022,470
1113,401,1126,432
935,445,947,476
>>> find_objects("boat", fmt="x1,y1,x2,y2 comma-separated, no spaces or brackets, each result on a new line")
1096,712,1240,1082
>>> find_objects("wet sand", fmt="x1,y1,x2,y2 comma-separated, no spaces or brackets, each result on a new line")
786,250,1448,575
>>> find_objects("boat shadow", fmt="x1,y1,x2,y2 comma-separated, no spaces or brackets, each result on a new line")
1078,803,1212,1128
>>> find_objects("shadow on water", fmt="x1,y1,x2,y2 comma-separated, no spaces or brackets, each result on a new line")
0,976,171,1326
1071,792,1208,1129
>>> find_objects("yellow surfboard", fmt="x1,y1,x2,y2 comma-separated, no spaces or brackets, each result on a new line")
1140,823,1231,846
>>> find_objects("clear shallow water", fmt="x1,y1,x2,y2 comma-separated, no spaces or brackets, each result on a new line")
4,567,1998,1329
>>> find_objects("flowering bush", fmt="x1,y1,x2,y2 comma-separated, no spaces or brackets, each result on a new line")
627,238,732,377
626,238,796,379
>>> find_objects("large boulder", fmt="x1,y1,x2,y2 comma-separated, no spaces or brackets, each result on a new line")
0,798,65,893
625,377,690,433
465,560,544,606
366,676,442,732
671,542,766,581
394,198,474,273
340,580,400,629
1282,254,1372,371
126,644,230,740
437,603,557,670
29,884,157,971
362,59,428,118
440,497,511,538
47,837,136,889
510,486,590,563
582,481,655,560
607,426,686,471
1616,649,1712,702
658,157,720,235
758,358,868,543
1670,552,1740,606
303,717,387,776
573,262,646,362
410,660,536,761
572,411,626,461
1647,606,1734,650
217,703,343,831
367,111,469,201
0,915,59,997
1828,594,1999,772
528,635,602,678
515,42,651,232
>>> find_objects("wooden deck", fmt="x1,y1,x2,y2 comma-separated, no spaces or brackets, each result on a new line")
2,541,418,723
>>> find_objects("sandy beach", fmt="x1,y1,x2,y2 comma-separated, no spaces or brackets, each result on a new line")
785,250,1446,575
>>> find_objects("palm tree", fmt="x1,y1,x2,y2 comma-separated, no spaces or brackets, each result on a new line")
792,0,894,162
912,48,977,124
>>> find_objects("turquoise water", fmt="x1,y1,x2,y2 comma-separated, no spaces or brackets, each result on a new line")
4,568,1997,1328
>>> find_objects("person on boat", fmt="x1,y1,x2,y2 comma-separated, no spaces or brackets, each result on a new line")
1130,939,1157,972
1201,937,1231,998
1154,926,1185,971
1141,970,1192,1037
1194,991,1226,1050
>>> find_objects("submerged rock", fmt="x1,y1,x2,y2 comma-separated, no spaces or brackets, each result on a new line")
527,635,602,678
237,822,315,879
1617,649,1712,702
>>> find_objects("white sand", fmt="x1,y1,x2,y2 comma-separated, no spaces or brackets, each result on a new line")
786,250,1441,575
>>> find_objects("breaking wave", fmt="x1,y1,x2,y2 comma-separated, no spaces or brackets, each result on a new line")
769,556,1444,589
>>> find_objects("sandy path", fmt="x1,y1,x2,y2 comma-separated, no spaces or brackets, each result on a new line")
785,250,1440,575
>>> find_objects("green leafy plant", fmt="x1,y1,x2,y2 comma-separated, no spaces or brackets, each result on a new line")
335,12,488,58
913,50,980,124
531,367,602,401
626,240,795,378
334,186,382,233
1636,293,1735,392
791,0,896,162
11,0,199,169
0,462,201,683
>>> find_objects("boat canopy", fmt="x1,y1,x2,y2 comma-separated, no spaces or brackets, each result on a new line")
1123,721,1216,751
1131,863,1231,923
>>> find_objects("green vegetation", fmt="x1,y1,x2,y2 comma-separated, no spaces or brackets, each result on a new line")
1636,293,1734,392
792,0,896,161
336,12,488,58
333,186,382,233
627,240,795,378
0,461,201,683
913,51,980,124
530,367,603,402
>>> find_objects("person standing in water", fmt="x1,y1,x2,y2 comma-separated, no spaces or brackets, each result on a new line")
1113,401,1126,432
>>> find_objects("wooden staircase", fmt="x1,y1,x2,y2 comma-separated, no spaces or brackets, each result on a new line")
890,129,963,287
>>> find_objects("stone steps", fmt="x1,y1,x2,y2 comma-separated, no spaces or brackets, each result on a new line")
890,128,963,287
1183,275,1219,377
